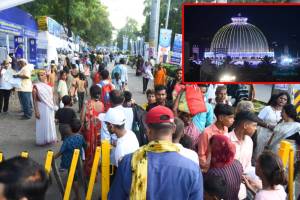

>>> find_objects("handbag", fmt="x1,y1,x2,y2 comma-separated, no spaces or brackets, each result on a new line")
178,85,207,115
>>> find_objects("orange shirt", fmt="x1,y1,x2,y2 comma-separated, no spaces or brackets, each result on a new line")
198,123,228,171
154,68,167,86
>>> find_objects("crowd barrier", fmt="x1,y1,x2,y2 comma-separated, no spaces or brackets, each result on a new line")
278,140,296,200
0,140,297,200
0,140,112,200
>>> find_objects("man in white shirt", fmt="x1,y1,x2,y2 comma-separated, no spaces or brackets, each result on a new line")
14,59,32,119
228,111,260,200
173,117,199,165
99,108,139,167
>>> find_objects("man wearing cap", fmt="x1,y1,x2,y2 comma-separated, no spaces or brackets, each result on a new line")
109,106,203,199
99,108,139,167
228,111,258,200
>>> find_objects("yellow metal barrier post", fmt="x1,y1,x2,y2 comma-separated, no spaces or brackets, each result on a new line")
278,140,291,168
63,149,80,200
20,151,29,158
101,140,110,200
44,150,54,175
85,146,101,200
288,147,294,200
0,151,3,163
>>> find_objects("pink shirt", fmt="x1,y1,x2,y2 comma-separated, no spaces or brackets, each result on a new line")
198,123,228,171
255,185,286,200
228,131,254,200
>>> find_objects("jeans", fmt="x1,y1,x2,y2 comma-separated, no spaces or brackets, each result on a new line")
142,77,149,92
77,92,85,112
0,89,11,112
18,91,32,118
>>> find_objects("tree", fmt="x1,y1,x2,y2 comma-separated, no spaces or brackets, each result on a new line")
20,0,112,47
116,18,140,50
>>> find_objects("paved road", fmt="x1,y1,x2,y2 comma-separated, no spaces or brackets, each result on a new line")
0,62,151,199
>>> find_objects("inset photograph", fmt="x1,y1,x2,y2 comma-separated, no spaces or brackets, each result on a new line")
183,4,300,83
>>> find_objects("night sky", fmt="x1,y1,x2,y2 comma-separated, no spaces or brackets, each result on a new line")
184,5,300,58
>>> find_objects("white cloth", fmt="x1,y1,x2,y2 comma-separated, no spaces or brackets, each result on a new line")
255,106,282,159
57,80,68,98
35,82,57,145
270,121,300,152
0,68,13,90
255,185,286,200
143,64,153,80
120,64,128,83
114,129,139,167
175,143,199,165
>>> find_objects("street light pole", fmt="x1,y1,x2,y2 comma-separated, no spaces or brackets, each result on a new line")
165,0,171,29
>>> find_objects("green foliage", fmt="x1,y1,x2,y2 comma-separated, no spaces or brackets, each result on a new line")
116,18,140,50
20,0,112,47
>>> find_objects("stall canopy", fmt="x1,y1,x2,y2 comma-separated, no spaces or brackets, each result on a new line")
0,0,33,11
0,6,38,38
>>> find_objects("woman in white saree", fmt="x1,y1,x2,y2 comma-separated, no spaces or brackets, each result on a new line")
269,104,300,152
32,70,57,145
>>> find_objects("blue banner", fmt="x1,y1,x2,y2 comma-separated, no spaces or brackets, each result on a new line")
123,36,128,51
29,38,37,66
14,36,24,59
0,20,23,36
159,29,172,48
158,28,172,63
173,33,182,53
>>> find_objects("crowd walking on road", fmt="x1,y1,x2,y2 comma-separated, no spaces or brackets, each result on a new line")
0,51,299,200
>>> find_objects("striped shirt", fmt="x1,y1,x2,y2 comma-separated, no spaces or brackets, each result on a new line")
205,160,243,200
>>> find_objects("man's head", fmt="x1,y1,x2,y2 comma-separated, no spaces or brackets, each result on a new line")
215,85,227,103
120,58,126,65
109,90,125,107
0,157,49,200
123,91,132,106
145,106,176,141
99,108,126,136
146,89,156,104
62,95,72,106
17,59,27,68
173,117,184,143
60,70,67,81
204,174,226,200
100,69,109,80
175,68,182,82
154,85,167,105
234,111,258,137
70,118,82,133
214,104,235,128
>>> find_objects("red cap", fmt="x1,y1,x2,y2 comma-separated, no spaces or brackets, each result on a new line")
146,106,174,124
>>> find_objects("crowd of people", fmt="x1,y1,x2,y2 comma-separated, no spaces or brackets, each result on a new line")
0,51,299,200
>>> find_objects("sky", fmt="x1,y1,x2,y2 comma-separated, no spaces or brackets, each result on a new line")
184,5,300,58
101,0,146,39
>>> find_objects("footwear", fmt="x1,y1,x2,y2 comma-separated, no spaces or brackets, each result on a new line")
20,116,31,120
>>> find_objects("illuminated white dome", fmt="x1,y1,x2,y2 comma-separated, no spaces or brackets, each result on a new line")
205,15,274,59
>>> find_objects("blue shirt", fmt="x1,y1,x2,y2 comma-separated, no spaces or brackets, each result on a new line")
108,152,203,200
192,102,214,133
60,133,86,169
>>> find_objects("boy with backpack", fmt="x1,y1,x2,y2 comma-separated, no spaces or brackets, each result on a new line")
97,69,115,111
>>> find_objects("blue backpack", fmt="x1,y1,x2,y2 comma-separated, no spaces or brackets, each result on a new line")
112,65,122,79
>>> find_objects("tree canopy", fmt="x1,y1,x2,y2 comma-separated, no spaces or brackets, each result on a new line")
116,17,141,50
20,0,112,47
